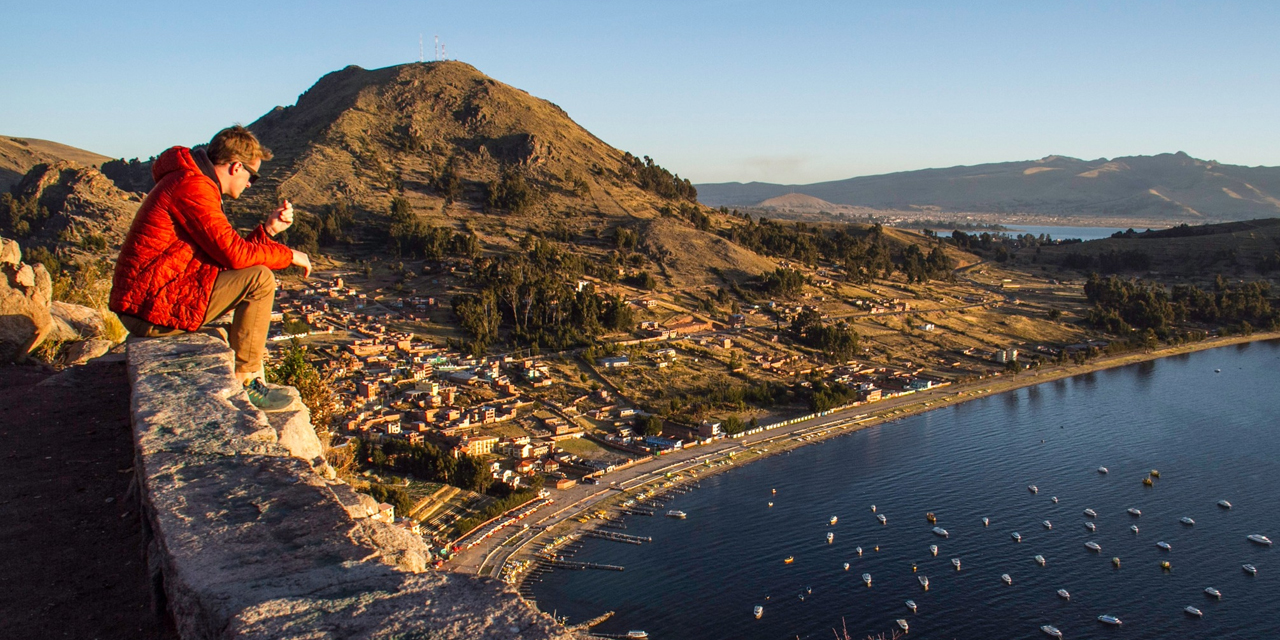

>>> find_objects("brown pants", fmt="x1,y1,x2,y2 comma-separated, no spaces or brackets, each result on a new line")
120,265,276,377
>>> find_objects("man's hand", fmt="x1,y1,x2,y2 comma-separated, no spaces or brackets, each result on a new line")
266,200,295,236
291,249,312,278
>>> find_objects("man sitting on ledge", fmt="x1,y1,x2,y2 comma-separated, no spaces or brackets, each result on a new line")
110,125,311,409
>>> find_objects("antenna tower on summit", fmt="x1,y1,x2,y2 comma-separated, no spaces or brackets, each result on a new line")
419,34,424,63
434,35,440,61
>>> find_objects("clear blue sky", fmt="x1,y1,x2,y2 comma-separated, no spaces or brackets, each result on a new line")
3,1,1277,184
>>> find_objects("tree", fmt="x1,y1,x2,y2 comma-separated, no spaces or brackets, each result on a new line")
639,415,664,436
267,339,335,433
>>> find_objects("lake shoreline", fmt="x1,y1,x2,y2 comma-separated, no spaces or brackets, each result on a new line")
452,331,1280,587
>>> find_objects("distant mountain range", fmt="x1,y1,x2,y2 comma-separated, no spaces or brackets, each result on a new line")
696,153,1280,223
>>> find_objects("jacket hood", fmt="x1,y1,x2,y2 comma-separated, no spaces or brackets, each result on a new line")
151,146,202,184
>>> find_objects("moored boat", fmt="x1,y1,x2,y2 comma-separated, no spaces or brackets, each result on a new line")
1041,625,1063,638
1085,541,1102,552
1085,521,1097,532
1035,555,1046,566
784,556,794,564
1098,466,1109,474
768,502,773,507
1185,605,1203,617
829,515,838,525
1180,516,1195,525
1150,469,1160,478
870,504,876,512
1143,477,1153,486
625,632,648,639
863,573,872,587
1057,589,1070,600
1043,520,1052,529
918,575,929,590
1113,557,1122,567
1244,564,1257,575
951,557,961,570
1084,508,1097,517
1029,485,1039,494
929,544,938,556
856,546,863,556
666,510,687,519
896,619,909,632
1205,587,1221,599
1247,534,1273,545
843,562,850,571
1011,532,1022,542
982,516,990,526
1001,573,1013,585
1128,508,1142,517
827,532,834,544
1130,525,1139,534
932,526,949,538
905,600,917,613
877,514,887,525
753,605,763,619
1218,499,1232,509
1161,561,1172,570
1097,615,1122,626
926,512,936,523
1156,541,1172,551
1051,496,1059,503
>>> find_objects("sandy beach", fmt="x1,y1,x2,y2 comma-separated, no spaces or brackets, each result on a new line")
448,331,1280,586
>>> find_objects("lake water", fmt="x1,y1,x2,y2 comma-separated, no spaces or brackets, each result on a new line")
1004,225,1135,241
531,341,1280,639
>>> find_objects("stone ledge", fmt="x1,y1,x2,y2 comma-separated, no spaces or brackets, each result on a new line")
128,333,573,640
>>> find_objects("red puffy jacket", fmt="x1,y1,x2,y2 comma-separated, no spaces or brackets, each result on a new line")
110,146,293,331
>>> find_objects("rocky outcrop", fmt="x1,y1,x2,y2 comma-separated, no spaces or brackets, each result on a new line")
0,235,53,362
9,161,141,259
128,332,574,640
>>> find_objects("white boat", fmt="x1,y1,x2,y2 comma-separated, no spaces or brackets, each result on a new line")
1247,534,1273,545
1057,589,1071,600
1085,541,1102,552
625,632,649,639
1029,485,1039,494
1043,520,1053,529
1218,500,1232,509
856,546,863,556
1130,525,1139,534
929,544,938,556
1097,615,1122,626
896,619,909,632
982,516,990,526
1180,517,1195,525
1244,564,1257,575
1098,466,1109,474
905,600,917,613
829,516,838,525
666,510,687,519
1035,555,1046,566
826,532,834,544
1041,625,1063,638
753,605,763,619
767,502,773,507
1001,573,1013,585
1084,508,1097,517
1085,522,1097,532
877,514,887,525
843,562,849,571
870,504,876,512
1156,541,1172,551
918,575,929,590
863,573,872,586
951,557,961,570
1051,496,1059,503
1185,606,1203,617
932,526,949,538
1127,508,1142,517
1205,587,1221,599
1011,532,1022,542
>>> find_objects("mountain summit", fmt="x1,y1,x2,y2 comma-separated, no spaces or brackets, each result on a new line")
245,61,696,219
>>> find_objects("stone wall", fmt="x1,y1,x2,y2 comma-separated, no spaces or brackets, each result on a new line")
128,333,575,640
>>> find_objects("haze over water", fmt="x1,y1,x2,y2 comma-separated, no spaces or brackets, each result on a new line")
533,341,1280,639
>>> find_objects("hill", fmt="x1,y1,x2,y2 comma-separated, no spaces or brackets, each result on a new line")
1,137,112,192
697,153,1280,224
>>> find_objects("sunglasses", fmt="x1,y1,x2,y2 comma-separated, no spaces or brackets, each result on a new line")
238,161,260,185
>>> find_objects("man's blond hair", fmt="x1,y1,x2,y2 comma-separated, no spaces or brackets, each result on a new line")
207,125,273,165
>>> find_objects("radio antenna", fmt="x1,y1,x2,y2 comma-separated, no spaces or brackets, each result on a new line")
419,34,424,63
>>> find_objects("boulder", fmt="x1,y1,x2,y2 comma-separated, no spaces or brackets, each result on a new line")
49,300,106,341
0,236,53,362
63,338,114,365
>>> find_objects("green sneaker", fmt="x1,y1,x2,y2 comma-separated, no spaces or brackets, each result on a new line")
244,378,294,412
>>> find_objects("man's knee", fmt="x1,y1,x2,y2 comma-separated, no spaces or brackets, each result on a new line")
246,265,276,297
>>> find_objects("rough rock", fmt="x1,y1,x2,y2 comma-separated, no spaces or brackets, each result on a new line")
63,338,114,365
264,384,333,477
127,332,575,639
48,300,106,341
9,162,140,259
0,236,53,362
